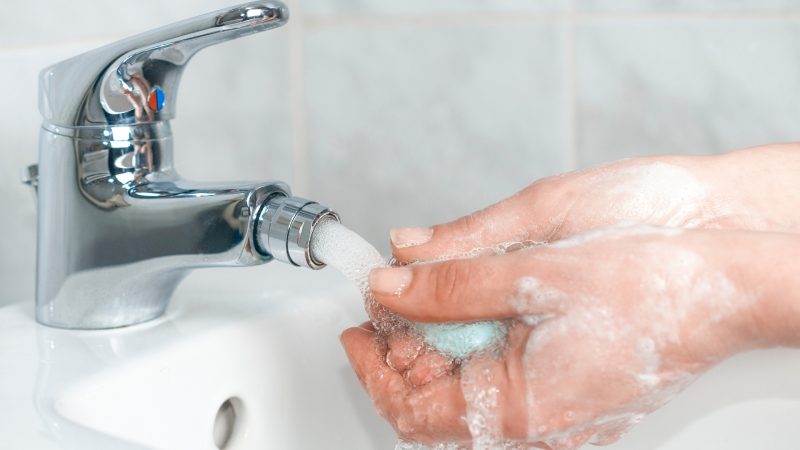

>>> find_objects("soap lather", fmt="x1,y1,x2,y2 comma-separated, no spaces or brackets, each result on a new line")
309,219,507,359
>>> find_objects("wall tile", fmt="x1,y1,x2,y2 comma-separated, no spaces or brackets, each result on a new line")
576,21,800,167
304,24,569,252
301,0,568,15
172,28,293,183
577,0,800,12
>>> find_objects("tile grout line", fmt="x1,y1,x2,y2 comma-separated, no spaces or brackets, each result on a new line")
287,0,311,196
565,1,579,171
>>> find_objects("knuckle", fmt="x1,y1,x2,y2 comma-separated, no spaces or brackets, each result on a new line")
430,261,470,306
527,173,563,197
444,213,481,241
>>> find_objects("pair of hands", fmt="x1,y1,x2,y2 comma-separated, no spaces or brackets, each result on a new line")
340,145,800,448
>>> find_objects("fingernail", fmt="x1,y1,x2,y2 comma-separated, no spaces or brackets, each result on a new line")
370,267,413,296
390,227,433,249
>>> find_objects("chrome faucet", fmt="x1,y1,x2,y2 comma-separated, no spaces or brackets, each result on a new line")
30,2,339,329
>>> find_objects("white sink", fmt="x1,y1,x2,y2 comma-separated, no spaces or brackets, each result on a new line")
1,263,799,449
1,265,395,450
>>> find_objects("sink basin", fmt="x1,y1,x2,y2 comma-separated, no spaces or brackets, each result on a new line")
1,263,799,449
1,265,394,450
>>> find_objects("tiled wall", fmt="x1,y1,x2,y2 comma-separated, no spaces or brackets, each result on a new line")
2,0,799,306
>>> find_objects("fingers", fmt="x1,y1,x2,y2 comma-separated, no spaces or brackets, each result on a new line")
340,325,400,399
385,332,423,372
340,325,470,443
370,250,567,323
386,330,454,386
342,321,595,445
391,181,557,264
404,351,453,387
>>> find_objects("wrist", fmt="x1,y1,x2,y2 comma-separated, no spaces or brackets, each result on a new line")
674,230,800,365
728,231,800,349
708,144,800,233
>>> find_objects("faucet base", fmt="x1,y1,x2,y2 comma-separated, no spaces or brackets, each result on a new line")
36,269,187,330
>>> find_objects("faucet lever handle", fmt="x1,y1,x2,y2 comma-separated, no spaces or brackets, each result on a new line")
39,2,288,128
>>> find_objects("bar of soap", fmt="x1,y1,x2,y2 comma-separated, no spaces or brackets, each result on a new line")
416,321,507,359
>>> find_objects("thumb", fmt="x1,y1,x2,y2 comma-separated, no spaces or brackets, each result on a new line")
390,180,561,263
369,250,565,323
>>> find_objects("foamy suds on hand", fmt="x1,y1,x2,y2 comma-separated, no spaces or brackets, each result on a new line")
394,441,462,450
313,221,515,448
310,220,507,355
395,439,530,450
562,161,736,234
510,227,755,446
460,358,504,448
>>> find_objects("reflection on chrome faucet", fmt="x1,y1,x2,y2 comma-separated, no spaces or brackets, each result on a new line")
30,2,339,329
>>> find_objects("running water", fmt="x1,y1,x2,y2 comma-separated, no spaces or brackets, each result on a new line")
309,219,507,359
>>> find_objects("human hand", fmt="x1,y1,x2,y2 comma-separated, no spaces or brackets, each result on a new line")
342,227,792,448
389,145,800,264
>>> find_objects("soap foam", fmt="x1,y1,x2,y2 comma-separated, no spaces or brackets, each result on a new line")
395,439,530,450
566,161,714,232
310,219,507,357
511,228,755,444
460,358,503,448
312,220,515,448
394,441,462,450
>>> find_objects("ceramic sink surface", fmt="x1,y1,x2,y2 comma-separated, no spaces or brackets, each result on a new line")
1,265,395,450
0,263,798,449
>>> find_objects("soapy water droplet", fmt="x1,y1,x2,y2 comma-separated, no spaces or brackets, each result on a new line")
310,220,508,359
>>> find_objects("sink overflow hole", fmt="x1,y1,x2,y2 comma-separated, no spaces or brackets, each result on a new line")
213,397,245,449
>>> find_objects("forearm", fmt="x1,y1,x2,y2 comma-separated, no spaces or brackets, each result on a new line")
710,144,800,233
734,231,800,348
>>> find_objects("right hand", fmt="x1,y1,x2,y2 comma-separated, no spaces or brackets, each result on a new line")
389,144,800,263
